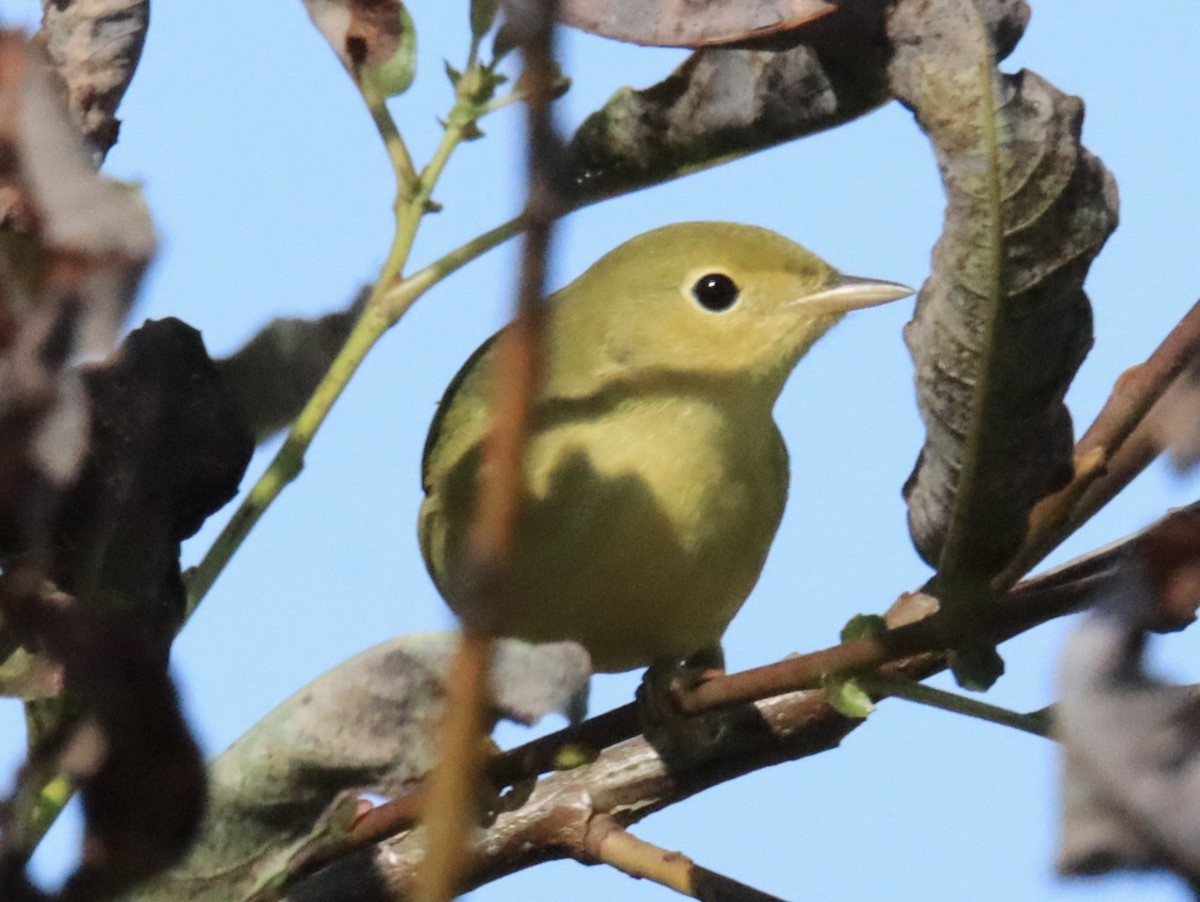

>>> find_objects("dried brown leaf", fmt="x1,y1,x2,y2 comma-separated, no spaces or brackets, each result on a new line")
303,0,416,96
37,0,149,160
563,0,1029,205
132,634,589,902
890,0,1118,585
1058,531,1200,885
556,0,836,47
0,31,153,561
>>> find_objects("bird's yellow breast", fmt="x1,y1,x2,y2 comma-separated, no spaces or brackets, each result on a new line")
420,387,788,672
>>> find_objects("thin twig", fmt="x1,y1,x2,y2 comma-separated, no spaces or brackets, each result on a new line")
859,673,1052,738
416,3,563,900
995,298,1200,589
360,79,417,198
286,790,427,885
584,816,787,902
417,634,496,902
185,64,480,619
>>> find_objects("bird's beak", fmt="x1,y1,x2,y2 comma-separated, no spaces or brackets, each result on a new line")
796,274,914,315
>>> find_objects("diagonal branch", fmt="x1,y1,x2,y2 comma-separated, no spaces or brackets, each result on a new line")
284,497,1199,901
584,817,787,902
996,297,1200,589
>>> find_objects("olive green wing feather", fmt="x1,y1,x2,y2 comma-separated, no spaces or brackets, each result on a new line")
421,330,499,495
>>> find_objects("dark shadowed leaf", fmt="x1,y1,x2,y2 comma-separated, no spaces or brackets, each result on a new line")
215,292,366,444
890,0,1118,587
46,319,254,645
1057,513,1200,884
130,634,589,901
41,602,205,900
556,0,836,47
1,319,252,897
562,0,1030,205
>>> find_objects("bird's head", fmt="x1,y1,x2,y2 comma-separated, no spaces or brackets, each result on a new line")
549,222,913,404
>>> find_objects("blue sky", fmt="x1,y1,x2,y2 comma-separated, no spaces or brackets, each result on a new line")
2,2,1199,899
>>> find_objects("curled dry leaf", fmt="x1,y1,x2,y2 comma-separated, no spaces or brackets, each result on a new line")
0,31,153,558
131,634,589,902
563,0,1030,205
890,0,1118,584
556,0,836,48
37,0,149,161
1058,513,1200,884
303,0,416,97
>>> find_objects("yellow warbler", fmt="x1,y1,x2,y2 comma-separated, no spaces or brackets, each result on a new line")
419,222,911,672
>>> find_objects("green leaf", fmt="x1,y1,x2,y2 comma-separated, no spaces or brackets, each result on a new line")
840,613,889,642
824,677,876,719
470,0,499,43
365,3,417,97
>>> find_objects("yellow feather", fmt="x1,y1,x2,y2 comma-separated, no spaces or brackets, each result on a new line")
420,222,910,672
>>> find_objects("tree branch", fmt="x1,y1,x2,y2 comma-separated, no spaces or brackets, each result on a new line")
417,2,564,899
285,495,1200,900
996,298,1200,589
584,817,786,902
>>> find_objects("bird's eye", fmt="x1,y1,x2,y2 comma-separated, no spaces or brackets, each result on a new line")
691,272,740,312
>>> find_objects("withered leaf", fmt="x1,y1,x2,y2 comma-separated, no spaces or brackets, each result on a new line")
131,634,589,902
2,320,252,896
1058,520,1200,884
37,0,149,161
45,318,255,647
0,31,154,557
890,0,1118,584
46,602,206,900
562,0,1030,205
303,0,417,97
556,0,836,48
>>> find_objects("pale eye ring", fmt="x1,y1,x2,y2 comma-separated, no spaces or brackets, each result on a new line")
691,272,740,312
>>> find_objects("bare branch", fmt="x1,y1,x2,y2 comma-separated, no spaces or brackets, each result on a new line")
417,2,565,899
584,817,787,901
